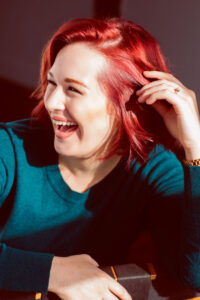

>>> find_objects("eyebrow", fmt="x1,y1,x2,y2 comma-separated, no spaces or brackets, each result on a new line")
48,71,88,89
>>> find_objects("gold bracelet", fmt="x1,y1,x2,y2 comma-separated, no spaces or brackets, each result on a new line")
183,158,200,166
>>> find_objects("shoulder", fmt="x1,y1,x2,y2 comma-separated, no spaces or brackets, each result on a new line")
118,145,182,179
0,118,56,165
148,144,182,168
0,118,44,136
147,145,183,182
128,145,184,194
130,144,182,171
0,118,43,155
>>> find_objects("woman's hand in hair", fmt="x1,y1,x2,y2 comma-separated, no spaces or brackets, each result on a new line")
48,254,132,300
136,71,200,159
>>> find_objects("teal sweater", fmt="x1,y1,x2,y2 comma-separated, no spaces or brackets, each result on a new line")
0,119,200,293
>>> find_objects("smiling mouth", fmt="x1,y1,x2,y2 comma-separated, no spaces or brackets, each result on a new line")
53,120,78,131
57,124,78,132
52,119,79,138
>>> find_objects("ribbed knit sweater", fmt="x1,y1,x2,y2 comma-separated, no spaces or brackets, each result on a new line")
0,119,200,293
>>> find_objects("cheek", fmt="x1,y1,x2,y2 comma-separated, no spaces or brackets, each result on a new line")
86,108,108,123
79,100,113,125
84,108,114,138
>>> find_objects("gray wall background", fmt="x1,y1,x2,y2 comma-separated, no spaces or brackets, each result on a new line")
0,0,93,88
0,0,199,113
123,0,200,104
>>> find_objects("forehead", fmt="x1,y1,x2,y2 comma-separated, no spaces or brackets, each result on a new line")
50,43,106,87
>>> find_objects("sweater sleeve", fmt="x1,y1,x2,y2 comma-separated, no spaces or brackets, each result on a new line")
145,146,200,290
0,243,54,293
179,165,200,290
0,127,15,204
0,125,54,293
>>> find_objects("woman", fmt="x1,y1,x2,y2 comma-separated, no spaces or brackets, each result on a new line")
0,18,200,300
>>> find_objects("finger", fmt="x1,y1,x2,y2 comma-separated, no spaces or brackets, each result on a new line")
103,292,120,300
137,86,184,105
139,89,187,114
142,72,200,117
143,70,185,87
137,82,182,101
137,86,198,119
108,280,132,300
136,79,183,96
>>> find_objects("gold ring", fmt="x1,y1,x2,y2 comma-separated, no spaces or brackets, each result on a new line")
174,87,180,94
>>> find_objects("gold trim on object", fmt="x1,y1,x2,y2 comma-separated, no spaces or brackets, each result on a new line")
110,265,118,281
35,293,42,299
185,298,200,300
146,262,157,280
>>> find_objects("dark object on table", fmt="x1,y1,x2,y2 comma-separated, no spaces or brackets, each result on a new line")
101,263,200,300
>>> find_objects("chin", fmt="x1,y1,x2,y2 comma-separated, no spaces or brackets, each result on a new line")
53,140,84,159
54,140,72,156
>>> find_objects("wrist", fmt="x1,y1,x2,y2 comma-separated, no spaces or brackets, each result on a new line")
184,145,200,160
48,256,63,293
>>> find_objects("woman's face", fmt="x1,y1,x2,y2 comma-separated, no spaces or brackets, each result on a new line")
44,43,115,159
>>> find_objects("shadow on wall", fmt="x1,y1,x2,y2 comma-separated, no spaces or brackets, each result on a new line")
0,77,36,122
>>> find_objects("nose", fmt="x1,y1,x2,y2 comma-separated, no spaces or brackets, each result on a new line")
45,85,66,111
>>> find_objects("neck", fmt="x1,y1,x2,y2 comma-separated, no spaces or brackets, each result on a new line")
59,153,121,176
58,154,121,192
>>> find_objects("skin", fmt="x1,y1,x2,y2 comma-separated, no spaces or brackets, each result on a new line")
136,71,200,160
44,43,113,160
45,43,131,300
44,43,121,193
49,255,131,300
45,43,200,300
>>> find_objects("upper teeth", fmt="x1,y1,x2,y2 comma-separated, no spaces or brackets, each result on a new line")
53,120,77,126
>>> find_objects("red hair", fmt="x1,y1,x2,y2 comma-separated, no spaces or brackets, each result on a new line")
32,18,178,163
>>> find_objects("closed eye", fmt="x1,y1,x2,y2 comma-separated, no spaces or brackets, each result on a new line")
68,86,82,94
47,79,82,95
47,79,56,86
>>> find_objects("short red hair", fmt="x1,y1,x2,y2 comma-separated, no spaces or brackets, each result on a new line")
32,18,178,163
